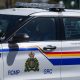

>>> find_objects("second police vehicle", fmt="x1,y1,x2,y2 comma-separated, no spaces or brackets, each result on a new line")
0,2,80,80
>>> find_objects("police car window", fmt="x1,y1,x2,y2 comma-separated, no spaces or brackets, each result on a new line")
0,14,27,41
17,17,56,41
0,20,8,33
63,18,80,40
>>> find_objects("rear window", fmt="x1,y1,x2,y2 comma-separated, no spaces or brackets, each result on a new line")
63,17,80,40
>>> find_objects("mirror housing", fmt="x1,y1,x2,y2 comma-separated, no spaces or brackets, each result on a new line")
9,33,29,43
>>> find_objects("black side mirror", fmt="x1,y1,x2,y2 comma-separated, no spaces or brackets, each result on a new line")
9,33,29,43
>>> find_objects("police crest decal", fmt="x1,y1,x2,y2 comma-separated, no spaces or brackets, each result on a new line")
24,52,39,72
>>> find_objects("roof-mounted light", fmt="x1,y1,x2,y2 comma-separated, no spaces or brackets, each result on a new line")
15,2,65,12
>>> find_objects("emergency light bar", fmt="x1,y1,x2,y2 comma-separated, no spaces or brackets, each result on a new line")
15,2,65,10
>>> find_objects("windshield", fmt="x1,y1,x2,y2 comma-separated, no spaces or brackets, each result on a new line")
0,14,27,41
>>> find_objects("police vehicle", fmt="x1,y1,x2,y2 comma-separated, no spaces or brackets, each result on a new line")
0,2,80,80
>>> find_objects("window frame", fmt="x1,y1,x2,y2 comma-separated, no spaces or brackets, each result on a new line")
6,16,62,43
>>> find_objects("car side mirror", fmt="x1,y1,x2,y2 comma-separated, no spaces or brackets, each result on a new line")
8,33,29,43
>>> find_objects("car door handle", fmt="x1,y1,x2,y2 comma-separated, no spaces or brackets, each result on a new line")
43,45,56,51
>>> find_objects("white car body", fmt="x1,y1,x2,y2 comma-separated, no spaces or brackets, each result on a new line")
0,8,80,80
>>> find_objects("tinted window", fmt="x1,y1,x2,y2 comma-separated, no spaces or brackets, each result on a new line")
0,14,27,40
17,17,56,41
63,18,80,40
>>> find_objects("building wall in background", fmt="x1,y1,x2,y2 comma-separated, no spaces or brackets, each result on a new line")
0,0,59,8
0,0,5,8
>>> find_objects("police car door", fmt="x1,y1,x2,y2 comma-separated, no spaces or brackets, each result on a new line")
3,17,61,80
61,17,80,80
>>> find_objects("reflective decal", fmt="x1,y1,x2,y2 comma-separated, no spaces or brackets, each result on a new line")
43,69,53,74
8,70,20,75
2,46,80,66
24,52,39,72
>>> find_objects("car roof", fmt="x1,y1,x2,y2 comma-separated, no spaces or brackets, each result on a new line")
62,9,80,17
0,8,80,17
0,8,47,16
31,9,80,17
